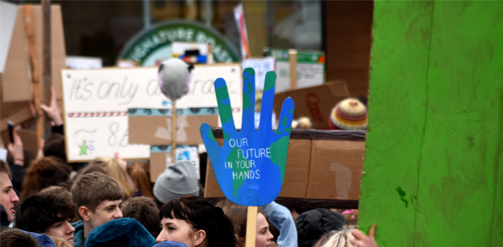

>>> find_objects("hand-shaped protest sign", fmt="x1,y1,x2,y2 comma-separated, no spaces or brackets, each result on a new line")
200,68,294,206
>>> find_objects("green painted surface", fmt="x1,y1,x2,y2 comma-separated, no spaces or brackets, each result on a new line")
360,1,503,246
263,72,276,92
270,136,290,182
359,1,434,246
215,85,233,126
226,147,251,199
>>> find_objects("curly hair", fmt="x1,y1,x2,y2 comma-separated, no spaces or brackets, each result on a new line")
15,194,75,234
21,157,71,199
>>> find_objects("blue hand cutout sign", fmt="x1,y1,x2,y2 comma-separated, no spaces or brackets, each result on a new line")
200,68,295,206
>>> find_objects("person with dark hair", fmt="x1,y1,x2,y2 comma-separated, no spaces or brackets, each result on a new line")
43,133,67,162
121,197,160,238
15,193,76,245
21,157,71,199
156,196,239,247
0,160,20,226
217,202,274,247
296,208,348,247
0,228,41,247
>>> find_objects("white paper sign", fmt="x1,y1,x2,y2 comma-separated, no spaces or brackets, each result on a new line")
62,64,242,161
241,57,275,91
275,61,325,93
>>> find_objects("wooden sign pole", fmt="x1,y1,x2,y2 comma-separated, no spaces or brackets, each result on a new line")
23,6,44,142
245,206,258,247
171,101,177,163
42,0,52,137
289,49,298,90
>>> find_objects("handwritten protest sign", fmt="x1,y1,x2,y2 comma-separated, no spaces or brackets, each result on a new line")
241,57,275,91
61,64,242,162
200,68,294,206
265,49,325,93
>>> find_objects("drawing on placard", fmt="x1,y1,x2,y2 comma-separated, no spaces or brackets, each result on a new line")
79,140,89,155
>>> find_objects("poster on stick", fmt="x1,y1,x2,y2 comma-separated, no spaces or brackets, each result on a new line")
265,49,325,93
200,68,294,206
62,64,242,162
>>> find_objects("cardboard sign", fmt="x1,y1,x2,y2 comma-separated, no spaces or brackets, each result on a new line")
128,108,219,145
205,130,366,201
150,145,199,182
266,49,326,93
200,68,294,206
61,64,242,161
1,4,66,102
274,82,350,129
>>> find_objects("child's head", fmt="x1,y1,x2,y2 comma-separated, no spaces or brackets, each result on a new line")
21,157,71,199
121,196,160,238
91,157,136,199
15,193,75,245
0,160,19,223
216,200,274,247
157,196,239,247
71,172,124,230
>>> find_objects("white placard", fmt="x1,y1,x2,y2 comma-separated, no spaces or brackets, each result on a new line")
275,61,325,93
0,2,18,73
62,64,242,162
241,57,275,91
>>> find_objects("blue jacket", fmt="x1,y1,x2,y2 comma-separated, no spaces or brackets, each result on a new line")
21,230,57,247
263,201,298,247
72,220,85,247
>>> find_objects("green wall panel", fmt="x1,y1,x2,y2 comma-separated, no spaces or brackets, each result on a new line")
360,1,503,246
359,1,434,246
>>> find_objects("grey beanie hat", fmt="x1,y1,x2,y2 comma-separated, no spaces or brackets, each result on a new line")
153,160,199,203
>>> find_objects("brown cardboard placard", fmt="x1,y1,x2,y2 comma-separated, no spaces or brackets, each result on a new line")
129,115,219,145
204,138,312,199
150,152,168,183
1,5,66,103
306,140,365,200
273,82,350,129
1,129,39,155
204,129,366,201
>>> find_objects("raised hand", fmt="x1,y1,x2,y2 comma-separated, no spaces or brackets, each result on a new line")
200,68,294,206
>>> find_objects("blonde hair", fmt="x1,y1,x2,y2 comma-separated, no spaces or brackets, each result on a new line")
49,236,72,247
320,227,354,247
91,157,136,199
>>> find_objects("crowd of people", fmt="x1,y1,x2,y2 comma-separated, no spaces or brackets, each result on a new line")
0,90,377,247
